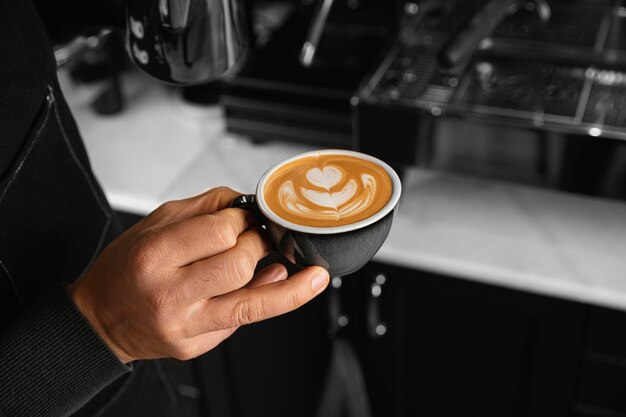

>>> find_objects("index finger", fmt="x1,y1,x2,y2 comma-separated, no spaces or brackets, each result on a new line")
148,187,244,226
198,266,330,331
181,187,243,214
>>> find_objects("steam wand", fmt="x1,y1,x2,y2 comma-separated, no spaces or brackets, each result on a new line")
299,0,336,67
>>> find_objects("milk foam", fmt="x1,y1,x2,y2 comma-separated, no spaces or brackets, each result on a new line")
263,154,392,227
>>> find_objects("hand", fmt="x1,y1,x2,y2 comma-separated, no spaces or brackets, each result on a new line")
69,187,329,363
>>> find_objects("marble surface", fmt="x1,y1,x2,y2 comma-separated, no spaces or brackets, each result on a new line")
73,77,626,311
382,172,626,309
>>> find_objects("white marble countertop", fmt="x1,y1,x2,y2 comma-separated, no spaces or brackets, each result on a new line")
71,76,626,311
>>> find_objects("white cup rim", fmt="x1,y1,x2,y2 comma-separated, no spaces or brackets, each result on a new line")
256,149,402,235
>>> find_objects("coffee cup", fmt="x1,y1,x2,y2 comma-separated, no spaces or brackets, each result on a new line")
230,149,402,276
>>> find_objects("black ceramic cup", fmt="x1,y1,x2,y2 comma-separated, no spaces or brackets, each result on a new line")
230,150,402,276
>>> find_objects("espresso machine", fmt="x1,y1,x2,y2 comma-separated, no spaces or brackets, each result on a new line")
223,0,626,201
356,0,626,196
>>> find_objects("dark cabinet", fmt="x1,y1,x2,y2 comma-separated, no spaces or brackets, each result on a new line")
573,307,626,416
350,262,588,417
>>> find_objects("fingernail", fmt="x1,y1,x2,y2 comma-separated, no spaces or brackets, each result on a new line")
270,265,288,283
310,269,329,292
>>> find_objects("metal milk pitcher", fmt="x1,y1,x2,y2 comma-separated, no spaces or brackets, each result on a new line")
125,0,248,84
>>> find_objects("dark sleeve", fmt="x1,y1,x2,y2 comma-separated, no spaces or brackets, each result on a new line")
0,286,131,417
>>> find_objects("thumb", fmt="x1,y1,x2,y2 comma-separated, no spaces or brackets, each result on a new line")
205,266,330,329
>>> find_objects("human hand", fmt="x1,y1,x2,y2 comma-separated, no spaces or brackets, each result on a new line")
69,187,329,363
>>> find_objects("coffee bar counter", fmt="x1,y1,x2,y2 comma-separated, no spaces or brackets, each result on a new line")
71,77,626,312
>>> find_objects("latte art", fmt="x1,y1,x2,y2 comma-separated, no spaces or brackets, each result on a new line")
263,154,393,227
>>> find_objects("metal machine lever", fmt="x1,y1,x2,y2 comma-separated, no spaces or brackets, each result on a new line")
299,0,335,67
400,0,452,45
438,0,551,67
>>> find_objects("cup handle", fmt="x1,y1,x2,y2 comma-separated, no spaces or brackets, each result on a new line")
229,194,257,210
230,193,268,232
229,194,321,271
229,194,295,265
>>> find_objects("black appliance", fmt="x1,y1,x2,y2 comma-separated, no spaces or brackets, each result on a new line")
221,0,397,148
356,0,626,199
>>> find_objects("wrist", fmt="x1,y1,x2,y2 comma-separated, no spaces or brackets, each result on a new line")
68,281,134,364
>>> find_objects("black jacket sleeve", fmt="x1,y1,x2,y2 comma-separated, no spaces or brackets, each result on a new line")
0,286,131,417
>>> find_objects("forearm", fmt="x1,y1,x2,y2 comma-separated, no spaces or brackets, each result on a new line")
0,286,130,417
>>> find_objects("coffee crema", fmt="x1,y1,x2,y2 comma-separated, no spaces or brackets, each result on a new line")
263,154,393,227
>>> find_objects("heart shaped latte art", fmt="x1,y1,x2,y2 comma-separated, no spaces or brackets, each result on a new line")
264,154,392,227
305,166,342,189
